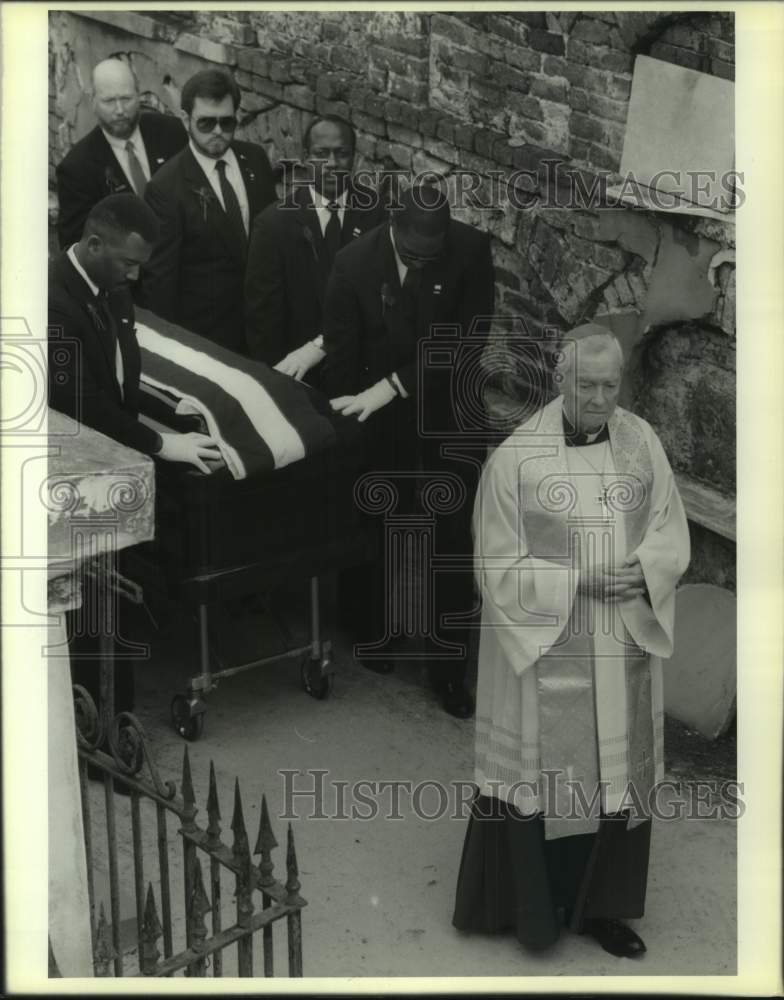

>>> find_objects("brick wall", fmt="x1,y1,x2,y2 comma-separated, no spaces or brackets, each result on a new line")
48,9,737,585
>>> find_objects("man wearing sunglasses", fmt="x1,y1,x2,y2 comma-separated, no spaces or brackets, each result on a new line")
141,69,276,354
245,114,386,381
322,183,495,718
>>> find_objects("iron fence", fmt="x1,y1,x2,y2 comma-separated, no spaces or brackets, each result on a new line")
74,684,305,977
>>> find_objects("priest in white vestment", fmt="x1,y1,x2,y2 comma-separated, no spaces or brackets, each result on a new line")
453,325,690,958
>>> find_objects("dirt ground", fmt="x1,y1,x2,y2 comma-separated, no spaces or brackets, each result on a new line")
90,589,738,980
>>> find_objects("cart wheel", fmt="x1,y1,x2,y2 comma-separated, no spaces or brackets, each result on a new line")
171,694,205,741
301,658,333,700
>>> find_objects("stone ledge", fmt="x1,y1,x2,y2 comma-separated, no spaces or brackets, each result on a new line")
74,10,179,43
675,473,735,541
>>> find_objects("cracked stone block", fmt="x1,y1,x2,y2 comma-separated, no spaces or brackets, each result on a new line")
642,223,719,330
662,584,736,739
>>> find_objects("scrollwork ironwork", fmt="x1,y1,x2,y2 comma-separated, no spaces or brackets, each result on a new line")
73,686,176,800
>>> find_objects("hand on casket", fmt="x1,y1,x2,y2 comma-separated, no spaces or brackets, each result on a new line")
158,431,223,474
330,379,397,423
274,341,326,381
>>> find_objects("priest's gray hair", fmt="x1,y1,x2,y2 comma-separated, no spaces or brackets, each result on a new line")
554,325,624,378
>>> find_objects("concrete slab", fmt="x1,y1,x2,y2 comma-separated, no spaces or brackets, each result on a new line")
663,584,736,739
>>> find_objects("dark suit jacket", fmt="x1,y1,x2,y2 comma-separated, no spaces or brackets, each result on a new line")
141,141,276,354
55,111,186,249
48,252,161,455
322,220,495,451
244,182,387,366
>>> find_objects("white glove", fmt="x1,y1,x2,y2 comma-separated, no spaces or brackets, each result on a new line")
330,378,397,422
273,341,325,380
157,432,222,474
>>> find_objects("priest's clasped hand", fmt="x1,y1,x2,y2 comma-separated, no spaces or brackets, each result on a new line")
578,555,647,603
158,432,222,474
330,378,397,422
273,341,325,380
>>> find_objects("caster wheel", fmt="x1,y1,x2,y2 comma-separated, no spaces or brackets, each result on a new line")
171,695,205,741
301,658,333,700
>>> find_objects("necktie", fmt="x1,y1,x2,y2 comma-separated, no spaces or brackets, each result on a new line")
97,293,124,398
400,267,422,326
215,159,247,247
322,202,342,271
124,140,147,197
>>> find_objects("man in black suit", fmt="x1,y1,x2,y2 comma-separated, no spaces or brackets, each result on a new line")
322,184,496,718
141,69,276,353
56,57,186,249
244,115,386,380
49,194,220,725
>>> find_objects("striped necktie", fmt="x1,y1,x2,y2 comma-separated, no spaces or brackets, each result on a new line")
124,140,147,197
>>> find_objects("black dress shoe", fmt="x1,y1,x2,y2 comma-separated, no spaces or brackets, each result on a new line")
580,918,646,958
441,681,474,719
359,658,395,675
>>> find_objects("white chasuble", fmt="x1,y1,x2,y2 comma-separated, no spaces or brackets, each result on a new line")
472,396,690,839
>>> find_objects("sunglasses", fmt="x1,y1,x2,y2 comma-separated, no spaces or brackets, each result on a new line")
193,115,238,134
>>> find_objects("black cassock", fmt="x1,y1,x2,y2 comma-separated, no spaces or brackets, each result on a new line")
453,794,652,951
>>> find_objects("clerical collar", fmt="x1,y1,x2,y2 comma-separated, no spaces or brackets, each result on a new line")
563,411,609,447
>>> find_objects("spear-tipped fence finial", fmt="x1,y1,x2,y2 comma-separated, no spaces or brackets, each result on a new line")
231,776,250,863
140,883,163,975
94,901,116,977
285,823,306,907
181,746,197,830
254,793,278,889
206,759,222,848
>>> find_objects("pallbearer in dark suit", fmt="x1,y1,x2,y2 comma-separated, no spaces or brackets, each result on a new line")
48,194,221,724
141,69,276,354
48,194,220,469
322,184,496,718
244,115,386,379
55,57,186,249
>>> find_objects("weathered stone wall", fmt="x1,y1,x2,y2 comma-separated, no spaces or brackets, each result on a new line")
48,9,736,587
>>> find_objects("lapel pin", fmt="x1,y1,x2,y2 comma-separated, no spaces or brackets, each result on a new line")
433,284,442,294
121,318,129,323
352,227,362,237
156,157,164,164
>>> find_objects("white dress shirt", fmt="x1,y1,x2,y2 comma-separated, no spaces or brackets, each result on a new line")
309,186,347,235
189,141,250,234
67,244,124,396
102,125,151,190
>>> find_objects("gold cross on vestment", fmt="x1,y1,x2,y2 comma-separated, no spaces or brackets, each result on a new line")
595,485,614,520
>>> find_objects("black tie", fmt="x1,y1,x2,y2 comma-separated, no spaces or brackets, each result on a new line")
400,267,422,325
97,292,124,396
323,201,342,270
215,159,247,247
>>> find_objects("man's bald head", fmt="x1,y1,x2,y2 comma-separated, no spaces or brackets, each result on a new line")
391,184,451,270
555,323,625,433
91,57,141,140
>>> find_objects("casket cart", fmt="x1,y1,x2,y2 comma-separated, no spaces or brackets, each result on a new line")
127,311,372,740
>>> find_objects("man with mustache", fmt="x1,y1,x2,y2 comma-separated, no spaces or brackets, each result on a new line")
55,57,186,249
141,69,276,354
